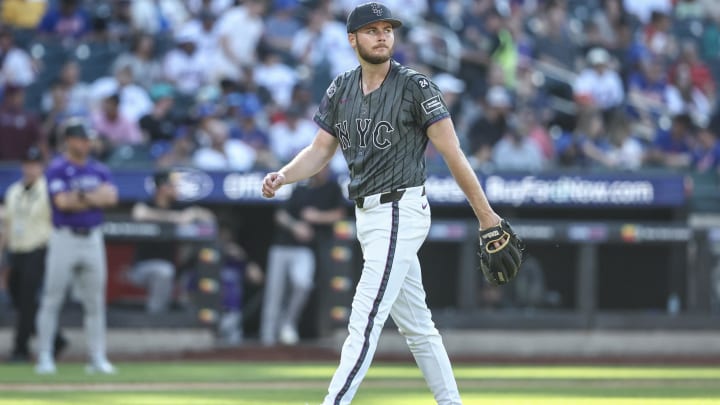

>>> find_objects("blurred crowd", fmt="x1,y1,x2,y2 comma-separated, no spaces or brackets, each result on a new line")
1,0,720,174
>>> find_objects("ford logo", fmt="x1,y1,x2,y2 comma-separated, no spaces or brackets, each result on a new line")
144,167,214,202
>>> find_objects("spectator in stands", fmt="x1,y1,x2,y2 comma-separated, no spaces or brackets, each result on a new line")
602,112,645,170
644,113,696,168
139,83,177,146
268,105,317,164
592,0,628,52
40,80,75,154
90,93,143,159
555,111,606,168
214,0,266,80
691,122,720,173
287,82,318,119
111,34,163,91
641,10,676,60
228,95,278,170
178,11,224,83
97,0,134,42
669,41,716,100
262,0,302,62
666,63,713,126
532,1,579,71
0,84,43,161
574,47,625,113
43,60,91,118
515,55,547,107
157,131,196,168
193,118,256,171
627,56,671,132
519,107,555,162
253,46,298,109
454,4,504,98
486,6,519,89
36,0,90,39
91,62,153,123
129,0,189,35
130,170,216,314
290,8,356,92
492,116,545,172
162,24,209,96
576,111,615,169
1,0,48,29
0,28,36,88
466,85,511,169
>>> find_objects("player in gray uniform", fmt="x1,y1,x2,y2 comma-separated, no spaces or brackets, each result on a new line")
262,3,503,404
35,121,119,375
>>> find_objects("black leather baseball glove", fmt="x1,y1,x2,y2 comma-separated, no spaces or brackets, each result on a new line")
478,219,525,286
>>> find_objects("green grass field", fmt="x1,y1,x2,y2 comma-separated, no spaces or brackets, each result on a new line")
0,361,718,404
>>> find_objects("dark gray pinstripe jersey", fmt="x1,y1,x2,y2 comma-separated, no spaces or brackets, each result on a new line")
314,60,450,200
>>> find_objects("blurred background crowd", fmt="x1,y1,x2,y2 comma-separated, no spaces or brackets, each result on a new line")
1,0,720,175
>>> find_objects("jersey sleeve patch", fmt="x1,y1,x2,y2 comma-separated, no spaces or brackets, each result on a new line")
326,80,337,98
421,95,443,115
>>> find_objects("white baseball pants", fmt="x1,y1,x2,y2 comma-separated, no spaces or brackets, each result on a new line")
323,185,462,405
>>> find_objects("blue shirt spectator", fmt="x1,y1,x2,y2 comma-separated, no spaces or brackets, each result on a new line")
37,0,89,39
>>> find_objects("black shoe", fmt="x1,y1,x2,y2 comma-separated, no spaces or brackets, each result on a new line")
7,352,30,363
53,335,69,359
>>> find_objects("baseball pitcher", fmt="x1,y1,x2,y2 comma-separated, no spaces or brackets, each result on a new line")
261,3,522,404
35,121,118,375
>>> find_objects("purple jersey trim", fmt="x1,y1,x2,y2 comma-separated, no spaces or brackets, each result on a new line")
423,113,450,132
314,116,335,137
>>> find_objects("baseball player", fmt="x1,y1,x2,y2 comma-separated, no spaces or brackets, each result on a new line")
260,166,346,346
35,120,118,375
261,3,503,404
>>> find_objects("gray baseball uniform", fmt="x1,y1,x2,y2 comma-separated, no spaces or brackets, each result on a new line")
315,59,462,404
35,155,113,371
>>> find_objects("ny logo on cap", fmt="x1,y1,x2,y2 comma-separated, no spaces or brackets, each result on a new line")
370,3,383,16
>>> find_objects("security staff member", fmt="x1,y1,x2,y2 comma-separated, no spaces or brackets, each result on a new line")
0,147,67,363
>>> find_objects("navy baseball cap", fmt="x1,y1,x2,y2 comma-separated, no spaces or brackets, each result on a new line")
346,2,402,33
64,122,92,139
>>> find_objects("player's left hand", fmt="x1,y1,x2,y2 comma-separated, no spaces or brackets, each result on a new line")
261,172,286,198
477,219,525,286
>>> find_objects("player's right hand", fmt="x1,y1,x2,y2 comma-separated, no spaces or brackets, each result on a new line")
261,172,286,198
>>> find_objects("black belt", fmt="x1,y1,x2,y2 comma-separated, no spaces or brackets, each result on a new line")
65,227,93,236
355,190,406,209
